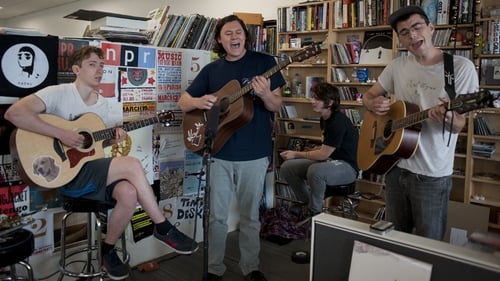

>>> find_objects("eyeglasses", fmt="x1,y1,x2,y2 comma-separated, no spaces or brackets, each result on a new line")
397,22,427,38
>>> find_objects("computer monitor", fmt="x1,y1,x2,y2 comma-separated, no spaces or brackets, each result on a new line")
310,213,500,281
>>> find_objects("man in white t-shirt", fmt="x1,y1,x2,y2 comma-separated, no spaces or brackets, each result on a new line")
5,46,198,280
362,6,479,240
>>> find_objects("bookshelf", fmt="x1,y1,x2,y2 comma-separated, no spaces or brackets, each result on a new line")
272,0,500,227
276,1,331,98
468,0,500,232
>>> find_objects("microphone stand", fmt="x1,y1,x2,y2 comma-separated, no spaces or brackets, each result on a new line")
201,105,220,281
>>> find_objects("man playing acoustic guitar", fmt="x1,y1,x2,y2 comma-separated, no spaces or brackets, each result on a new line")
178,15,285,281
5,46,198,280
362,6,479,240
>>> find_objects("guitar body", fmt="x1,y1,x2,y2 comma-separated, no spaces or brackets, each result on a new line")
10,113,106,188
358,100,421,174
183,79,254,154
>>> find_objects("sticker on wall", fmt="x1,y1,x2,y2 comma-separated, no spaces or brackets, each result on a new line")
0,35,58,97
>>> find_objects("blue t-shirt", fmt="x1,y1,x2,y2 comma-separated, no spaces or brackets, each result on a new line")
186,51,286,161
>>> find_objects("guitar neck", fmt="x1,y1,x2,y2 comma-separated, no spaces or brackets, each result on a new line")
393,109,430,131
92,116,161,141
227,59,292,104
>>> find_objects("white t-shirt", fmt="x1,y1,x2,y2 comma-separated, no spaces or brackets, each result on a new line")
377,54,478,177
35,83,112,127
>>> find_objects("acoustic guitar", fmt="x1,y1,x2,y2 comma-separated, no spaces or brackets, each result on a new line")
182,43,322,154
9,111,175,188
357,91,492,175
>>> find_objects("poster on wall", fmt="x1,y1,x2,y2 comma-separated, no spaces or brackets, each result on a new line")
104,126,154,184
0,34,58,98
100,42,158,123
156,48,211,124
57,38,91,84
157,132,185,199
159,195,203,243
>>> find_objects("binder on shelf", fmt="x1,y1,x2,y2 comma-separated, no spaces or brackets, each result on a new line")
305,76,325,99
90,16,149,30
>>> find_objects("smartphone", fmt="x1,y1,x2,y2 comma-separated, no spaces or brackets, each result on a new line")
370,220,394,234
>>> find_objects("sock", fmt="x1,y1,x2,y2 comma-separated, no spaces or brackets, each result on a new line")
101,241,114,255
155,220,173,235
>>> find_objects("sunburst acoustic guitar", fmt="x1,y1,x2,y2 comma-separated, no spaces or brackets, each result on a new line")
357,91,492,175
9,111,175,188
182,43,322,155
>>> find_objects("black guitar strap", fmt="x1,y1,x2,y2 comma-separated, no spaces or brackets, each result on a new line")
444,52,456,99
443,52,455,146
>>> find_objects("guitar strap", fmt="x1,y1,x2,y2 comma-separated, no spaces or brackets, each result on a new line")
443,52,456,99
443,52,455,146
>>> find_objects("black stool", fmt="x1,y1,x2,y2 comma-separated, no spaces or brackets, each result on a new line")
0,228,35,281
58,196,129,280
323,182,359,219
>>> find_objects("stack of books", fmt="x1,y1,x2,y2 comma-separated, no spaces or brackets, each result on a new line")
472,142,496,158
64,9,151,44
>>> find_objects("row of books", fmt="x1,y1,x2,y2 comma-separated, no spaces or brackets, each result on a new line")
474,116,497,136
330,42,360,65
332,0,474,29
341,108,363,126
277,1,330,32
472,142,496,158
153,14,219,50
400,0,475,25
333,0,393,28
396,49,473,60
275,182,300,202
428,0,475,25
432,28,453,47
373,206,386,220
479,19,500,55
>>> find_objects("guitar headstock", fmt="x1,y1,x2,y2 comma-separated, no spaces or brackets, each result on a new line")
291,43,322,63
451,90,493,114
158,110,175,126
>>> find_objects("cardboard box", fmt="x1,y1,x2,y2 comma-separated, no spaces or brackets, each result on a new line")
233,12,263,26
444,201,489,244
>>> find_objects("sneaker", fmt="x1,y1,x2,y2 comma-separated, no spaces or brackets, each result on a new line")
102,248,129,280
153,225,199,254
205,272,223,281
245,270,268,281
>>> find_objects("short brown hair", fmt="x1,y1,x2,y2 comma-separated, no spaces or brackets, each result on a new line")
69,46,104,67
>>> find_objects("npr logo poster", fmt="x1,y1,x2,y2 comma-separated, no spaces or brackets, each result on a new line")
101,42,156,68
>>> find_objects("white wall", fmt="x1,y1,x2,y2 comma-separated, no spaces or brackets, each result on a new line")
3,0,298,38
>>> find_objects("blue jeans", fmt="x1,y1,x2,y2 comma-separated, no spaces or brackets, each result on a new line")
280,159,358,214
385,166,452,240
207,157,268,276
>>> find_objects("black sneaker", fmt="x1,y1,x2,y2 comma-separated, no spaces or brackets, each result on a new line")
102,248,129,280
153,225,199,254
205,272,223,281
245,270,268,281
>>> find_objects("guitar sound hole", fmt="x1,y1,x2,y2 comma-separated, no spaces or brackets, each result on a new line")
383,121,392,139
219,97,230,114
79,132,93,149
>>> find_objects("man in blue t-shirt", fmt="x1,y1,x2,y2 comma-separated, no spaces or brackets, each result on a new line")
178,15,285,281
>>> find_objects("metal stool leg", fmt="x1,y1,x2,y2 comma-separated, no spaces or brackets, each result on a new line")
58,211,105,280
